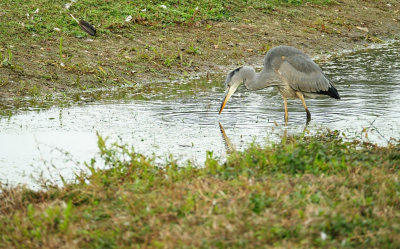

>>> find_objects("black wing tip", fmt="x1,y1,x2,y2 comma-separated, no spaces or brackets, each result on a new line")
318,86,340,99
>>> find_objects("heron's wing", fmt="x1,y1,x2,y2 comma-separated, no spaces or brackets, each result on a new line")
275,54,331,93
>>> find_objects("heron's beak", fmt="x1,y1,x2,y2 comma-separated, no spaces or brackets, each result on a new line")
219,84,239,114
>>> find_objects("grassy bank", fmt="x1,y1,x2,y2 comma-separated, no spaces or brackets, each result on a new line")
1,0,399,104
1,131,399,248
1,1,400,247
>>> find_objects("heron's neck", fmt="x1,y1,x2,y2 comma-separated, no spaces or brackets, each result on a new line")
242,66,279,90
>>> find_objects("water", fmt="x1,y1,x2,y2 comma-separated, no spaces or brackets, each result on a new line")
1,43,399,187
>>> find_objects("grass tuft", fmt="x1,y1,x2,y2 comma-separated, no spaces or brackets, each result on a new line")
1,131,399,248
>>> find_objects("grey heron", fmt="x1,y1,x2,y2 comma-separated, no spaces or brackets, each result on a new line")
218,45,340,123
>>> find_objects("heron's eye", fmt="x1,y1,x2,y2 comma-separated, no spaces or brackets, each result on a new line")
224,80,230,88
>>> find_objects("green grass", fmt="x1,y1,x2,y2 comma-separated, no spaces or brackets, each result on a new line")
1,131,399,248
0,0,334,43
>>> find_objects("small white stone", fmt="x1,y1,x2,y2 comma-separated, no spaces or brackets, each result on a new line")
320,231,327,241
356,26,369,33
160,4,167,9
125,15,132,22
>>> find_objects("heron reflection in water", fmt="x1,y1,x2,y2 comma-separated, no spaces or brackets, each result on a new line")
219,122,236,154
218,46,340,124
218,122,309,155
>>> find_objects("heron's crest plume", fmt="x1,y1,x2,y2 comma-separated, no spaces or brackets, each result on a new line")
225,66,242,88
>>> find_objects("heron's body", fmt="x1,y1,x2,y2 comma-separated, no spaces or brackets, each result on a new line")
219,45,340,123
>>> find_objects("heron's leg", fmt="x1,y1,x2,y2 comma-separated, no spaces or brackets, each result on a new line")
283,96,288,123
296,91,311,123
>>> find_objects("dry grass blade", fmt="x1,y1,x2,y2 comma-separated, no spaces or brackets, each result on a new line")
78,20,96,36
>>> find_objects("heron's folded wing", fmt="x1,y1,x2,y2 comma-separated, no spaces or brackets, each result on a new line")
276,54,331,93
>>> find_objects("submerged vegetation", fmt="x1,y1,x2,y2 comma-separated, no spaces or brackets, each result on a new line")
1,131,399,248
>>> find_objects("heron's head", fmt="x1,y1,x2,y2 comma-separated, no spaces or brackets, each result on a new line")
219,66,245,114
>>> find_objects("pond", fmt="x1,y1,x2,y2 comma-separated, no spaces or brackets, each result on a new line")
1,42,399,187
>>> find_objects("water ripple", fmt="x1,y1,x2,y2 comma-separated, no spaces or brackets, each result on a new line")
1,43,400,187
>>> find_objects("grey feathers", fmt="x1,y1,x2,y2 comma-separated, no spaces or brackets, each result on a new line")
224,45,340,99
70,14,96,36
277,59,330,92
221,45,340,121
266,46,339,98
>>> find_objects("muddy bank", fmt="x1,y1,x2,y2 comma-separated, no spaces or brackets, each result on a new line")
0,0,399,102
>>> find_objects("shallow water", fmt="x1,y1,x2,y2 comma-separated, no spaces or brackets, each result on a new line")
1,43,399,187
